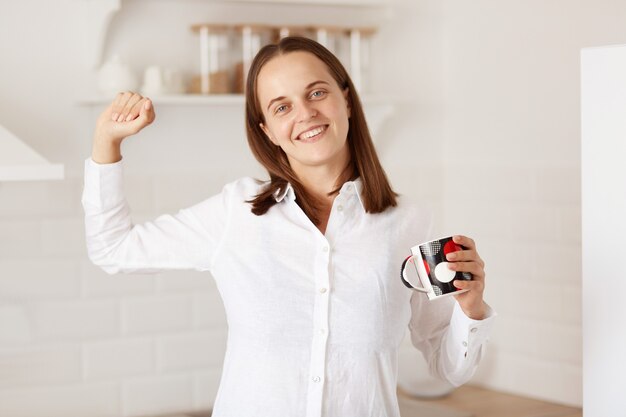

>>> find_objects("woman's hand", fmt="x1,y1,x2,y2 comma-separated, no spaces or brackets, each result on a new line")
92,91,156,164
446,235,488,320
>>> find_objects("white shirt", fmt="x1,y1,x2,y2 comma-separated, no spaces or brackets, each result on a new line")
82,158,495,417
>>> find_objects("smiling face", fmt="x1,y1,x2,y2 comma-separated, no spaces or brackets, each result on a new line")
257,51,351,176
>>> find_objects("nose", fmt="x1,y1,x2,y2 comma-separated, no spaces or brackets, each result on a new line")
296,101,318,122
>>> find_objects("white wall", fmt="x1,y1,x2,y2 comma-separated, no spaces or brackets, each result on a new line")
438,0,626,407
581,44,626,417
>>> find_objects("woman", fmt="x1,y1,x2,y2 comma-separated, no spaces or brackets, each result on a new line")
83,36,494,417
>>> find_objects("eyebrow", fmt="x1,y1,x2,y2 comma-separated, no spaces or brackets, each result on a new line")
266,80,331,111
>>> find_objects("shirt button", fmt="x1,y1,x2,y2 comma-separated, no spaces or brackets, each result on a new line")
319,328,326,334
337,205,344,212
470,328,478,333
319,287,328,293
462,341,468,347
312,376,321,383
322,245,329,252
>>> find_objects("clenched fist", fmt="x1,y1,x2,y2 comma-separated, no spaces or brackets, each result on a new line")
92,91,156,164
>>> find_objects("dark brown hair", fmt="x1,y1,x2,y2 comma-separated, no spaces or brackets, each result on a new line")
245,36,397,226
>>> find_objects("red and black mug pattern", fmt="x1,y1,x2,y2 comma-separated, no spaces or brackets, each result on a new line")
401,236,472,300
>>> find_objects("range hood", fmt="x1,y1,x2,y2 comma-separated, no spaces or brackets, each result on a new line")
0,124,64,181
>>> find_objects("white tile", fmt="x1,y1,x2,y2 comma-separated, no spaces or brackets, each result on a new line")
123,174,156,213
507,204,560,242
123,375,193,417
442,202,511,239
157,330,226,372
153,173,224,213
488,316,536,358
443,163,534,203
0,345,81,388
157,269,214,292
0,179,83,218
474,237,533,280
193,369,223,410
531,242,581,285
532,165,580,205
122,295,192,334
559,285,582,326
0,259,80,300
81,261,155,297
534,323,581,366
32,300,119,341
193,291,227,329
0,305,32,345
556,205,581,243
489,316,581,366
389,164,445,201
488,279,566,324
0,383,119,417
84,338,155,380
41,217,87,257
0,220,42,258
476,351,582,407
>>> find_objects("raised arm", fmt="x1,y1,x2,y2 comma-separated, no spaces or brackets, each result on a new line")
82,92,230,275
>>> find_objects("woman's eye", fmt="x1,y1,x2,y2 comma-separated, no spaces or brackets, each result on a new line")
311,90,326,98
275,105,288,114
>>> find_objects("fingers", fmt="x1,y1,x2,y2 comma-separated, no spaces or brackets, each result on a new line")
453,277,484,292
447,261,484,279
111,91,145,122
446,235,486,280
446,249,484,267
126,99,155,133
452,235,475,250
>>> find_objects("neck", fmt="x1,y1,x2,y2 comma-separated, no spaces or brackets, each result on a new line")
294,165,344,207
289,146,352,207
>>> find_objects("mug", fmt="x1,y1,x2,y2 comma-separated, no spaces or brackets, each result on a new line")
400,236,472,300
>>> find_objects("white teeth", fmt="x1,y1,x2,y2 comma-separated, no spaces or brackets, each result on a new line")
299,126,326,140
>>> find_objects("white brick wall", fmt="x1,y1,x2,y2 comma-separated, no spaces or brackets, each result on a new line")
0,259,80,300
0,345,82,388
32,300,120,341
122,375,193,417
121,295,192,335
0,383,120,417
83,338,155,380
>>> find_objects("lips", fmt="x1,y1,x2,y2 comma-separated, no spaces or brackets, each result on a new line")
296,125,328,142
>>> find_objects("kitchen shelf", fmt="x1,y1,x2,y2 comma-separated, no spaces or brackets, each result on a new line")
83,0,388,69
78,94,246,106
0,125,64,182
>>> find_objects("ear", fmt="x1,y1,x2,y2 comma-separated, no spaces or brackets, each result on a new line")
260,122,278,146
343,87,351,118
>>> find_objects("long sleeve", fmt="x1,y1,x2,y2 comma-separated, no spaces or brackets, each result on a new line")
81,158,231,274
408,293,496,386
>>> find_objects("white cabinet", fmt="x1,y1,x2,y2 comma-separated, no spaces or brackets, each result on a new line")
0,125,64,181
581,43,626,417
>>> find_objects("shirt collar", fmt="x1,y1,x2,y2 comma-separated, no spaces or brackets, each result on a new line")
273,183,295,203
273,178,365,211
339,177,365,211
